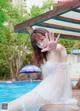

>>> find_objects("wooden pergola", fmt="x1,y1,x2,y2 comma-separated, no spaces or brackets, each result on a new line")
14,0,80,40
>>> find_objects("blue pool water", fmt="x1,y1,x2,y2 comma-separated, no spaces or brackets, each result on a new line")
0,80,78,103
0,81,40,103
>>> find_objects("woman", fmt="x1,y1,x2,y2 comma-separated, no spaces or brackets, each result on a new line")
7,28,77,111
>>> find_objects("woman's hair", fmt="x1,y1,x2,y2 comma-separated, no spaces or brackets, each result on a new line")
31,28,49,66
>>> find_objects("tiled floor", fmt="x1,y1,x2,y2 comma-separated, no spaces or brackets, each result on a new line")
40,90,80,111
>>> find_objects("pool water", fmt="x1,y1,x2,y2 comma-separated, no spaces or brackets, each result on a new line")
0,80,78,103
0,81,40,103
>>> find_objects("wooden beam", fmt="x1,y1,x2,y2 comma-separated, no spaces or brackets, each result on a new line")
14,3,80,33
57,16,80,24
60,34,80,40
37,23,80,33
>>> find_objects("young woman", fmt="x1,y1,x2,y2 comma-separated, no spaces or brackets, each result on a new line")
7,28,77,111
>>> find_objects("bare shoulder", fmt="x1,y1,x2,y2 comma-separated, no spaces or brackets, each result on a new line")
57,44,66,51
56,44,67,57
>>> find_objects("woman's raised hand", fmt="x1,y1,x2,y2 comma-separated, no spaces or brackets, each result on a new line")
41,32,60,52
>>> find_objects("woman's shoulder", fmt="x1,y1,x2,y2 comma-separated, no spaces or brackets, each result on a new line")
56,44,66,51
57,44,65,48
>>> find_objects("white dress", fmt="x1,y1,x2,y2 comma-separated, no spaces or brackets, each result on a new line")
8,53,78,111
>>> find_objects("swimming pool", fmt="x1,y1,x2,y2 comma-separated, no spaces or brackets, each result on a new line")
0,81,40,103
0,80,78,103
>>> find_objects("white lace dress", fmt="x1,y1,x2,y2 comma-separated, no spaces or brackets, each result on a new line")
8,60,77,111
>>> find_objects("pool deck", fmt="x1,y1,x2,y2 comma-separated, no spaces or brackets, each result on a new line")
40,89,80,111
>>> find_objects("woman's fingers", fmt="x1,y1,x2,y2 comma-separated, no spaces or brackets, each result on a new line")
51,32,55,40
48,32,55,40
56,34,60,42
45,33,50,43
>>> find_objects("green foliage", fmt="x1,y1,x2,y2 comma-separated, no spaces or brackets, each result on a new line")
60,38,75,53
0,0,31,79
42,0,55,10
30,0,55,17
73,40,80,49
31,6,44,17
0,11,7,26
0,0,11,26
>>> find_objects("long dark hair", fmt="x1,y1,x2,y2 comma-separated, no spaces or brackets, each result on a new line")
31,28,49,66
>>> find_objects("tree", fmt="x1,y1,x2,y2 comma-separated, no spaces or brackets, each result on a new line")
0,0,32,80
30,0,55,17
73,41,80,49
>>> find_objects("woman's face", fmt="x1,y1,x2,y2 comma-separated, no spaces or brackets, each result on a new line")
35,33,48,49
